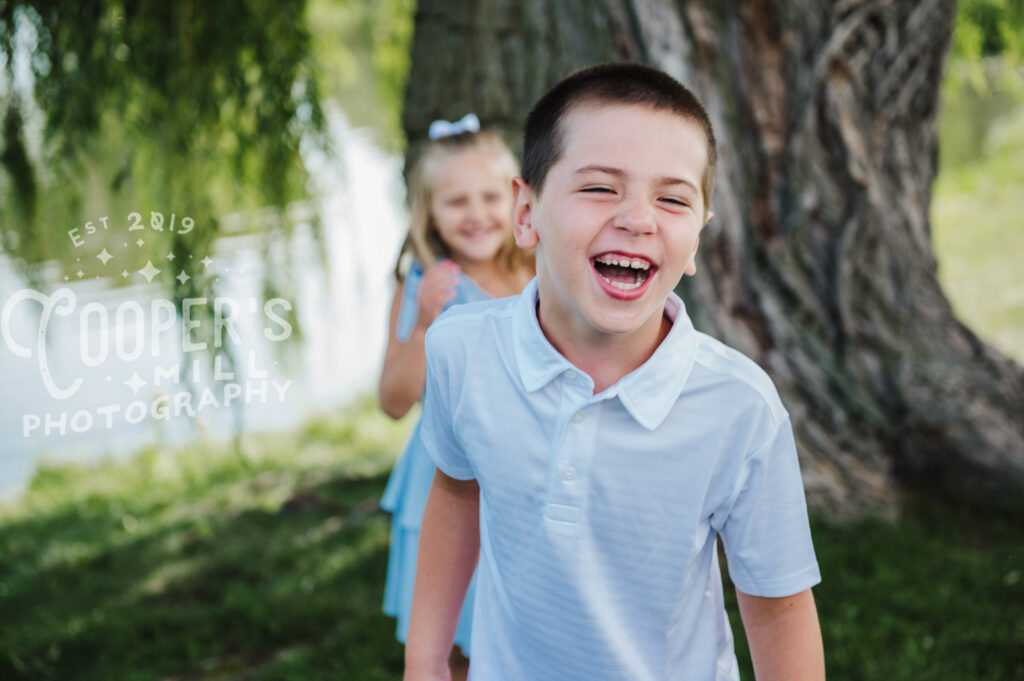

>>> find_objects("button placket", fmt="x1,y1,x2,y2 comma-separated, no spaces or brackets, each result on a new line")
552,402,601,503
545,387,595,526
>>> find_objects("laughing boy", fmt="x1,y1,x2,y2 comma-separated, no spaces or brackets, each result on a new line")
404,62,824,681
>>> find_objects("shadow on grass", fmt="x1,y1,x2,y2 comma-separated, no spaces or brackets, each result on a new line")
0,469,405,681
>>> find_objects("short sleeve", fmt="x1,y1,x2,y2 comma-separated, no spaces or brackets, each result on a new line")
718,418,821,597
419,324,476,480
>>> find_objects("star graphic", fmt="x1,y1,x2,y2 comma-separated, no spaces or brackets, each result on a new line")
96,248,113,265
123,242,128,247
63,275,70,282
124,371,146,395
176,271,191,285
166,252,176,261
201,256,213,268
105,375,113,383
121,270,130,279
136,238,145,247
138,260,161,283
76,270,84,278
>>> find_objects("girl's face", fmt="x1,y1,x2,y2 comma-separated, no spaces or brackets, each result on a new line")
429,149,514,267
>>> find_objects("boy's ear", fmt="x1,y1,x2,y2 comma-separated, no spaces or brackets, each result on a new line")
512,177,540,249
683,234,700,276
682,209,712,275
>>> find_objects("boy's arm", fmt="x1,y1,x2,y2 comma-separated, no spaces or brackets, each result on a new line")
404,469,480,681
736,587,824,681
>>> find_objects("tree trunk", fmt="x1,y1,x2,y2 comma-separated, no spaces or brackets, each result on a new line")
402,0,1024,514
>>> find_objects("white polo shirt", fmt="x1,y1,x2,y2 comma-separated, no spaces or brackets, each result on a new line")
420,278,820,681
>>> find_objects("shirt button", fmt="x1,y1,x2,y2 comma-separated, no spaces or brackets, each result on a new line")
561,466,577,481
570,411,585,424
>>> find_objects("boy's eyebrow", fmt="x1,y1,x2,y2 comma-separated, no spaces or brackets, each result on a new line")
574,165,699,193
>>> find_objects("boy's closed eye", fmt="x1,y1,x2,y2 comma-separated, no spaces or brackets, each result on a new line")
581,186,691,212
659,196,690,208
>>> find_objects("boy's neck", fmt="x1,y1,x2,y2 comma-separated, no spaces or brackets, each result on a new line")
536,294,672,395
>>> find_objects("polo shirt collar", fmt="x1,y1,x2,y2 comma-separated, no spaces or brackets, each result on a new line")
512,278,702,431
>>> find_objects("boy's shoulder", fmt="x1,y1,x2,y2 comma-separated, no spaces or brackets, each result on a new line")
690,330,790,425
430,294,517,331
424,295,518,355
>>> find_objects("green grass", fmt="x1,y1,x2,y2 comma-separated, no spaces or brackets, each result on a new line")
932,68,1024,362
3,399,1022,681
0,398,414,681
728,498,1024,680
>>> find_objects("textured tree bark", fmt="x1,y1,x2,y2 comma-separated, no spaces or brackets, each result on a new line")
402,0,1024,514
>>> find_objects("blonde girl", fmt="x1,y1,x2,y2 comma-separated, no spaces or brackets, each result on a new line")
379,117,533,681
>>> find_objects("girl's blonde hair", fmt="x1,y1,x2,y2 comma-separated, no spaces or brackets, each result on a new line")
394,130,533,281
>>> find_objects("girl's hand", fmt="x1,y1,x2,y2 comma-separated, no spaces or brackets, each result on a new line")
416,260,460,330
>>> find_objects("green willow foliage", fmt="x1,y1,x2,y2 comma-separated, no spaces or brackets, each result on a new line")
955,0,1024,58
951,0,1024,92
0,0,326,270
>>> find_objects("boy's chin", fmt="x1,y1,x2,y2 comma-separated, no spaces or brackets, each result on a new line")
584,303,665,338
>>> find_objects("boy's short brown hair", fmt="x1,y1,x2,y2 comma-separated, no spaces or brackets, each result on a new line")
521,62,717,210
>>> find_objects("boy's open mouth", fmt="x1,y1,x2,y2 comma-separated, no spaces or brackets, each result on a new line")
592,253,655,291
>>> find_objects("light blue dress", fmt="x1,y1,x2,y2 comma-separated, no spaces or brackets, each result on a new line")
380,261,488,650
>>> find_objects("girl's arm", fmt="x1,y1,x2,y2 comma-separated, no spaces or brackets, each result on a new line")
404,470,480,681
378,262,459,419
736,587,825,681
379,282,427,419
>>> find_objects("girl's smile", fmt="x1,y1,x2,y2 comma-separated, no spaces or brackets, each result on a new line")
430,149,514,267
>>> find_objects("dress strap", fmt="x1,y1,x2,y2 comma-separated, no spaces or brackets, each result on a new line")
395,261,424,343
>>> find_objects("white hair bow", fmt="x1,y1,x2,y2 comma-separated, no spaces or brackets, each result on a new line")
428,113,481,140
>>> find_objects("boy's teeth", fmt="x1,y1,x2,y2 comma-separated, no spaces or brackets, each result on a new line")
595,255,651,270
598,270,647,289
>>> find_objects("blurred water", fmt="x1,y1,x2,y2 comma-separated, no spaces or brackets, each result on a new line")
0,118,405,500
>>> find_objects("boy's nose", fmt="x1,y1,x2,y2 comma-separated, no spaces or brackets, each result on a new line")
614,198,656,236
